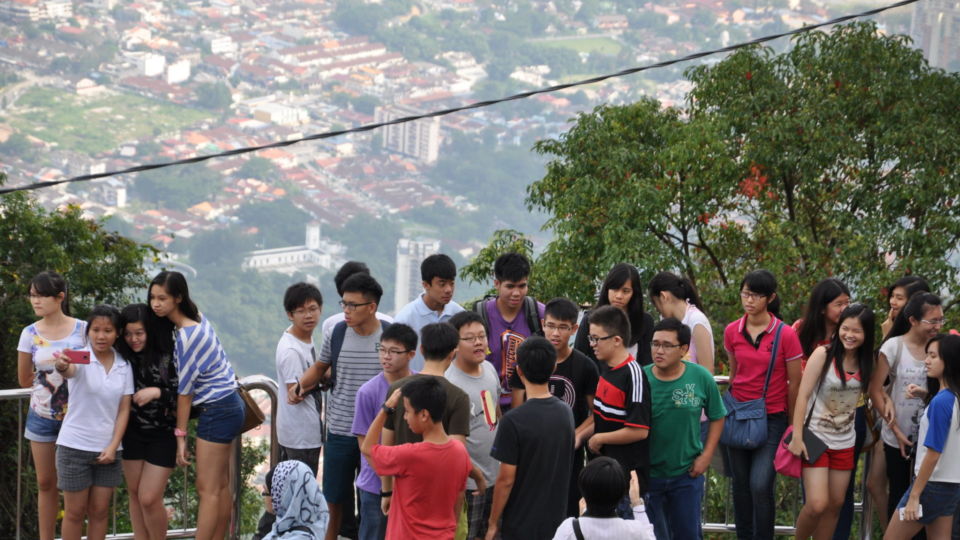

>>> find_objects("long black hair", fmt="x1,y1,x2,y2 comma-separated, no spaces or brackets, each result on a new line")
824,304,875,390
797,278,851,358
885,292,941,343
30,271,71,316
739,269,781,320
648,271,705,313
117,303,174,375
149,271,200,323
596,263,646,346
886,275,929,303
924,334,960,412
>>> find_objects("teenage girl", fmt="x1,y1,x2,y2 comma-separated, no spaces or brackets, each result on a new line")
574,263,655,368
884,334,960,539
17,271,87,540
881,276,930,338
794,278,851,369
648,271,714,373
790,304,874,540
53,305,133,540
870,292,943,523
150,271,244,540
118,304,179,540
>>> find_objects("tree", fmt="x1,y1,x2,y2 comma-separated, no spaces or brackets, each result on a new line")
237,157,278,181
195,82,233,111
134,165,221,208
485,22,960,339
0,178,154,538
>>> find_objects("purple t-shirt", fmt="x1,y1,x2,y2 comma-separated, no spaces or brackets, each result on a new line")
483,298,545,405
351,371,416,494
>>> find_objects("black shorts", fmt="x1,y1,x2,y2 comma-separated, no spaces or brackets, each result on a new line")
122,427,176,468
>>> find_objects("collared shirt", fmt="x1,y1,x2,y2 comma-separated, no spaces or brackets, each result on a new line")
393,294,464,372
57,347,134,452
723,314,803,415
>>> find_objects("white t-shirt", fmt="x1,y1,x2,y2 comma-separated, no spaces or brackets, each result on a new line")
879,336,927,447
275,330,323,449
57,347,134,452
17,319,87,420
806,364,862,449
552,516,653,540
916,390,960,482
682,304,714,366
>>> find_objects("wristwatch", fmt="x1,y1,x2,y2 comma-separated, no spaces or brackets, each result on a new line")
381,403,395,415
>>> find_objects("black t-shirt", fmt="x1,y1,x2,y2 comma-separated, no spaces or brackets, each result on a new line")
509,349,599,427
574,310,655,371
592,356,652,492
491,397,575,540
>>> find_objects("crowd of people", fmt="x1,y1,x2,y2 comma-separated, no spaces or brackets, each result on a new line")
14,253,960,540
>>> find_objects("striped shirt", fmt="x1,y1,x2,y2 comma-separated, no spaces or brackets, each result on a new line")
175,316,237,405
320,323,384,437
592,355,651,487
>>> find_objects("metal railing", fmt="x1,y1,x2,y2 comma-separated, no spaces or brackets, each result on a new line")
2,375,279,540
5,374,876,538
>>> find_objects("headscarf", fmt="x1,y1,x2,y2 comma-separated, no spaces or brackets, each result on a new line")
262,460,329,539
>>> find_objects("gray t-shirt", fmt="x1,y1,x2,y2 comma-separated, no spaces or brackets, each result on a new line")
275,330,322,448
320,323,383,437
445,361,502,488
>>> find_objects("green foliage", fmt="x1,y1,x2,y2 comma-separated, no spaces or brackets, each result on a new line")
237,157,279,181
0,179,154,538
459,229,534,297
134,164,221,209
195,82,233,111
478,22,960,360
332,0,412,35
235,199,311,249
0,132,36,160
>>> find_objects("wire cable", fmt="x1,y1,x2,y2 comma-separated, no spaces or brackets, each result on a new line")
0,0,918,195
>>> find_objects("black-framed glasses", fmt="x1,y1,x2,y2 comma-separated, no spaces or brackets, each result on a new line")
587,335,615,345
651,341,683,351
379,348,412,356
544,323,574,333
739,290,767,301
339,300,373,312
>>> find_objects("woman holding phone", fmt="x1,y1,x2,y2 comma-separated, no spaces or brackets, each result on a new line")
17,271,87,540
149,271,243,540
53,305,133,540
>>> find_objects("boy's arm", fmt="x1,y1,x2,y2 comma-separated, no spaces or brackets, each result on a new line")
574,395,595,448
587,425,648,453
484,463,516,540
510,388,525,409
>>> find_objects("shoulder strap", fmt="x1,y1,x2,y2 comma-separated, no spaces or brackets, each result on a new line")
572,518,585,540
804,356,831,428
760,322,785,399
328,321,349,389
524,296,542,335
474,298,491,334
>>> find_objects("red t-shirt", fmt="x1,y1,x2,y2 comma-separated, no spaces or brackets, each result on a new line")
371,439,472,540
723,315,802,415
791,318,830,372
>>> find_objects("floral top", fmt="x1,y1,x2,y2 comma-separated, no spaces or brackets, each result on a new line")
17,320,87,420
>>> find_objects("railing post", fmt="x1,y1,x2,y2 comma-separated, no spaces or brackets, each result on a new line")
16,398,23,540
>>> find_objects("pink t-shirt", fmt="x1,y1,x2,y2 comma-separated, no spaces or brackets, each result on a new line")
724,315,802,415
372,439,472,540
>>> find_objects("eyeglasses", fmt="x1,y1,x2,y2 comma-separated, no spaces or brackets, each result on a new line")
292,306,321,316
379,348,412,357
460,334,487,343
651,341,682,351
588,335,615,345
739,291,767,301
339,300,373,312
544,323,574,333
921,318,946,326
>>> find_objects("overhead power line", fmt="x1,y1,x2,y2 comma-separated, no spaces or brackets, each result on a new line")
0,0,918,196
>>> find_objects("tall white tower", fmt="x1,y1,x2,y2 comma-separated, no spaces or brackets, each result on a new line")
305,222,321,251
393,238,441,312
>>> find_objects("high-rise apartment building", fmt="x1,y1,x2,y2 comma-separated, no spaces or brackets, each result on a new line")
393,238,441,311
374,105,441,164
911,0,960,70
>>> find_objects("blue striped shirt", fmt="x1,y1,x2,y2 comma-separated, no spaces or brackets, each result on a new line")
175,316,237,404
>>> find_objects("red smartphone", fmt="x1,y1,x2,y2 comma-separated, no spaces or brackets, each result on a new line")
63,350,90,364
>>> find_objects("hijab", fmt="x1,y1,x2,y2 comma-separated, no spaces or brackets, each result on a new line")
263,460,329,539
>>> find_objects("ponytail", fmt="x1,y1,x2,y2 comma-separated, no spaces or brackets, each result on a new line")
648,271,706,313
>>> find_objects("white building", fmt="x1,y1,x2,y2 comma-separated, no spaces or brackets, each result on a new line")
165,59,191,84
242,222,347,275
374,105,441,164
138,53,166,77
204,32,237,56
253,102,309,126
911,0,960,70
393,238,440,311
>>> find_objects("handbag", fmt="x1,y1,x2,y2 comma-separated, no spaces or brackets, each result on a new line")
775,364,830,477
720,322,784,449
238,379,265,433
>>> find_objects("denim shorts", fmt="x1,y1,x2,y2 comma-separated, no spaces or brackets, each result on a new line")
897,480,960,524
322,433,360,504
196,391,244,444
56,445,123,491
25,409,62,443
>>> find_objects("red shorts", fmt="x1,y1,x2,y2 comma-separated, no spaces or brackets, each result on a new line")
802,447,855,471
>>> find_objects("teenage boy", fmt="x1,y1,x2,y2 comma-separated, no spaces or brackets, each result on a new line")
321,261,393,343
395,253,465,371
294,273,387,540
352,323,418,540
474,252,545,407
643,318,725,540
447,311,502,540
485,336,575,540
581,305,651,519
381,322,473,515
275,282,324,474
362,377,472,540
508,297,599,517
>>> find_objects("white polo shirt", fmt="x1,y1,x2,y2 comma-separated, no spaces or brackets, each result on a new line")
57,347,134,452
394,294,465,371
